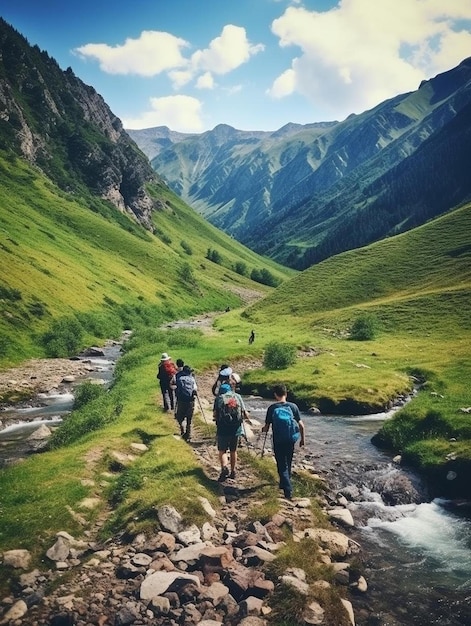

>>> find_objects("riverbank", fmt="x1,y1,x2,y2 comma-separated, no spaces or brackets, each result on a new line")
1,356,363,625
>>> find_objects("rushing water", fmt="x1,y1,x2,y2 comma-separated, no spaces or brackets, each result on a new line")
0,342,121,464
244,398,471,626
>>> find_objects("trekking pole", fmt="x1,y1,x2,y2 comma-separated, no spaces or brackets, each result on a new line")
240,420,250,452
195,393,213,438
260,428,269,458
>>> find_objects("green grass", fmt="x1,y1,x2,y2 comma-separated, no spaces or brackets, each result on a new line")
0,151,292,366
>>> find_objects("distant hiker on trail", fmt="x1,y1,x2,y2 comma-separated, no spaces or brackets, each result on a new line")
211,364,233,396
156,353,177,412
174,364,197,441
262,383,305,500
249,330,255,344
213,380,247,482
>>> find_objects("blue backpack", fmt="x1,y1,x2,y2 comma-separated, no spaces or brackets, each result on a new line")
271,404,300,445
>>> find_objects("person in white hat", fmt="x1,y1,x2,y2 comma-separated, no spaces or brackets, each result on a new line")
156,352,177,412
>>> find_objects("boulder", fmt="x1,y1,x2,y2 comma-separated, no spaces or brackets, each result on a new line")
157,504,183,534
140,571,200,600
302,528,351,558
2,549,32,569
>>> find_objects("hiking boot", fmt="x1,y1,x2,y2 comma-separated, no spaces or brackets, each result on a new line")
218,466,230,482
229,470,236,480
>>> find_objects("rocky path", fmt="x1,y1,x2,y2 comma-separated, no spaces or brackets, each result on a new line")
0,360,362,626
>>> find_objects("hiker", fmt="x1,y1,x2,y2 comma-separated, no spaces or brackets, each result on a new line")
174,364,197,441
249,330,255,344
213,380,247,481
156,352,177,412
262,383,305,500
211,364,232,396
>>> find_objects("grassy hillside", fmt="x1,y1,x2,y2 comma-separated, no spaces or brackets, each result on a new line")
240,202,471,495
0,151,293,367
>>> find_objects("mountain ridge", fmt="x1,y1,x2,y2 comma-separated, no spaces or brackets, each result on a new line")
135,58,471,268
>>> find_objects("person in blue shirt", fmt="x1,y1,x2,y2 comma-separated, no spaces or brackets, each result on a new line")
262,383,305,500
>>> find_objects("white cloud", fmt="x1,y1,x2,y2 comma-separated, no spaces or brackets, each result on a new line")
74,24,264,91
122,95,204,132
269,0,471,119
74,30,189,76
268,67,296,98
196,71,215,90
191,24,264,76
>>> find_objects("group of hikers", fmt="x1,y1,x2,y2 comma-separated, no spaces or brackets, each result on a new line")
156,353,305,500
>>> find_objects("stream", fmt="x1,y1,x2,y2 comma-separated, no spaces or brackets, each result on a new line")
1,356,470,625
0,341,121,465
244,397,471,626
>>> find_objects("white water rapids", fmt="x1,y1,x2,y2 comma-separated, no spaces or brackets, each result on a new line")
246,398,471,625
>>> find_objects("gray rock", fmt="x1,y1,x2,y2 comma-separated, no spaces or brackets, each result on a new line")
157,505,183,534
170,542,210,564
341,598,355,625
115,606,138,625
303,600,325,625
0,599,28,624
242,546,276,565
198,496,217,518
329,507,355,528
2,549,32,569
131,552,153,567
149,595,171,615
279,574,309,595
240,595,264,616
46,536,72,562
177,524,201,546
140,571,200,600
199,581,229,605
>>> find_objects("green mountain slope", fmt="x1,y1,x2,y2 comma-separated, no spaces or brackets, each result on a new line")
242,203,471,497
0,152,293,366
246,202,471,327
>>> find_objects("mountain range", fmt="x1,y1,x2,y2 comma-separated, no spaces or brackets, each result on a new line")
129,59,471,269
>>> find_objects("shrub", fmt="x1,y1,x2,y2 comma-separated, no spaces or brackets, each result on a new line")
349,314,377,340
180,240,193,255
206,248,222,264
179,261,196,286
41,316,84,357
250,268,280,287
234,261,247,276
73,381,106,410
264,342,297,370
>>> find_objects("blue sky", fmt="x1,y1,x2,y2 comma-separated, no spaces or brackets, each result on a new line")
1,0,470,132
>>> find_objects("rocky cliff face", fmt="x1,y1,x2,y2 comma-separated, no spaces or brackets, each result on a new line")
0,18,159,231
145,59,471,268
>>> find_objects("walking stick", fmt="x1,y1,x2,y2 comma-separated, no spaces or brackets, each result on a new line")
195,393,213,439
240,419,250,451
195,393,208,425
260,428,269,458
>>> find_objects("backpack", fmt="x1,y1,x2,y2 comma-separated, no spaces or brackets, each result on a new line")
216,391,242,435
271,404,300,445
176,372,195,401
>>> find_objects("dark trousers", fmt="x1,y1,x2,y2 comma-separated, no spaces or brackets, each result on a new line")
160,383,175,411
273,441,295,497
175,400,194,437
